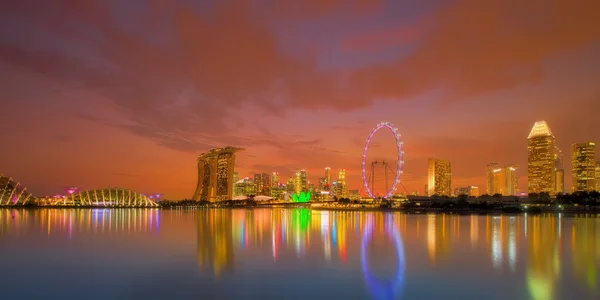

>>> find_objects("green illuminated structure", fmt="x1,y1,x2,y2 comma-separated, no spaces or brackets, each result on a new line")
291,191,311,203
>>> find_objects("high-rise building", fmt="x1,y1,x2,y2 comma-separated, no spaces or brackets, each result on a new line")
271,172,279,188
527,121,556,195
555,169,564,194
294,170,307,194
233,172,239,184
192,147,244,201
596,162,600,191
486,162,499,195
427,158,452,197
338,169,348,198
424,184,428,197
325,167,331,185
492,166,519,196
468,186,480,197
261,173,270,195
253,174,263,193
571,142,596,192
554,146,565,194
286,177,295,193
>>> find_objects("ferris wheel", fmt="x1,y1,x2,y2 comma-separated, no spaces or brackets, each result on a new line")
361,122,406,199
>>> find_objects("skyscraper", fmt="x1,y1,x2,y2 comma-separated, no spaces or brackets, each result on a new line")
261,173,271,195
271,172,279,188
554,146,565,194
295,170,307,194
571,142,596,192
527,121,556,195
253,174,263,193
338,169,348,197
486,162,499,195
325,167,331,185
192,147,244,202
596,162,600,191
492,166,519,196
427,158,452,197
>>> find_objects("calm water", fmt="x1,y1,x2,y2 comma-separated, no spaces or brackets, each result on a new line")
1,209,599,300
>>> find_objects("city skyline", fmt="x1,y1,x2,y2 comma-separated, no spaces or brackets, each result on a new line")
1,1,600,199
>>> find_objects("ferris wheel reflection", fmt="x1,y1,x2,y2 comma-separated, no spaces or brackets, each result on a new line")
361,215,405,300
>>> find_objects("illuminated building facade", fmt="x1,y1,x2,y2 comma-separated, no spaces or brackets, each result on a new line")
555,169,564,194
271,172,279,188
286,177,296,193
492,166,519,196
192,147,244,202
295,170,307,194
338,169,348,198
571,142,596,192
468,186,480,197
233,172,239,185
427,158,452,197
454,187,468,196
554,146,564,194
233,178,256,197
527,121,556,194
486,162,499,195
253,174,263,193
596,162,600,191
325,167,331,185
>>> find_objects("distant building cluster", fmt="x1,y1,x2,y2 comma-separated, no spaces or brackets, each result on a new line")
424,120,599,198
191,119,599,203
229,167,349,201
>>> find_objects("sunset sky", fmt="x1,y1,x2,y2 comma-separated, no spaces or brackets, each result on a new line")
1,0,599,199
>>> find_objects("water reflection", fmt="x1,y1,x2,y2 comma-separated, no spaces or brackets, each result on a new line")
1,209,600,299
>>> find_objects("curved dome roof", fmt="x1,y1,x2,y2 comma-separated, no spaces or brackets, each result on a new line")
72,188,159,207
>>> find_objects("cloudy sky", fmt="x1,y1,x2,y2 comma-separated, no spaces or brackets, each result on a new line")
1,0,599,198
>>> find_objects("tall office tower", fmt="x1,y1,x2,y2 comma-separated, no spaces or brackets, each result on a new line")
467,186,480,197
596,162,600,191
253,174,263,193
554,146,565,194
232,172,239,195
271,172,279,188
427,158,452,197
571,142,596,192
325,167,331,185
527,121,556,195
492,166,519,196
192,147,244,202
486,163,499,195
286,177,295,193
338,169,348,197
260,173,270,195
424,184,428,197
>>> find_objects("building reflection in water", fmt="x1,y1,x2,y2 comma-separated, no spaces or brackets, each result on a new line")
7,208,600,298
526,215,561,300
0,208,160,237
427,214,452,266
197,209,234,277
571,216,600,296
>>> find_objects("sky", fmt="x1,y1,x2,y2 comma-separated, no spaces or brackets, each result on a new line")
1,0,600,199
